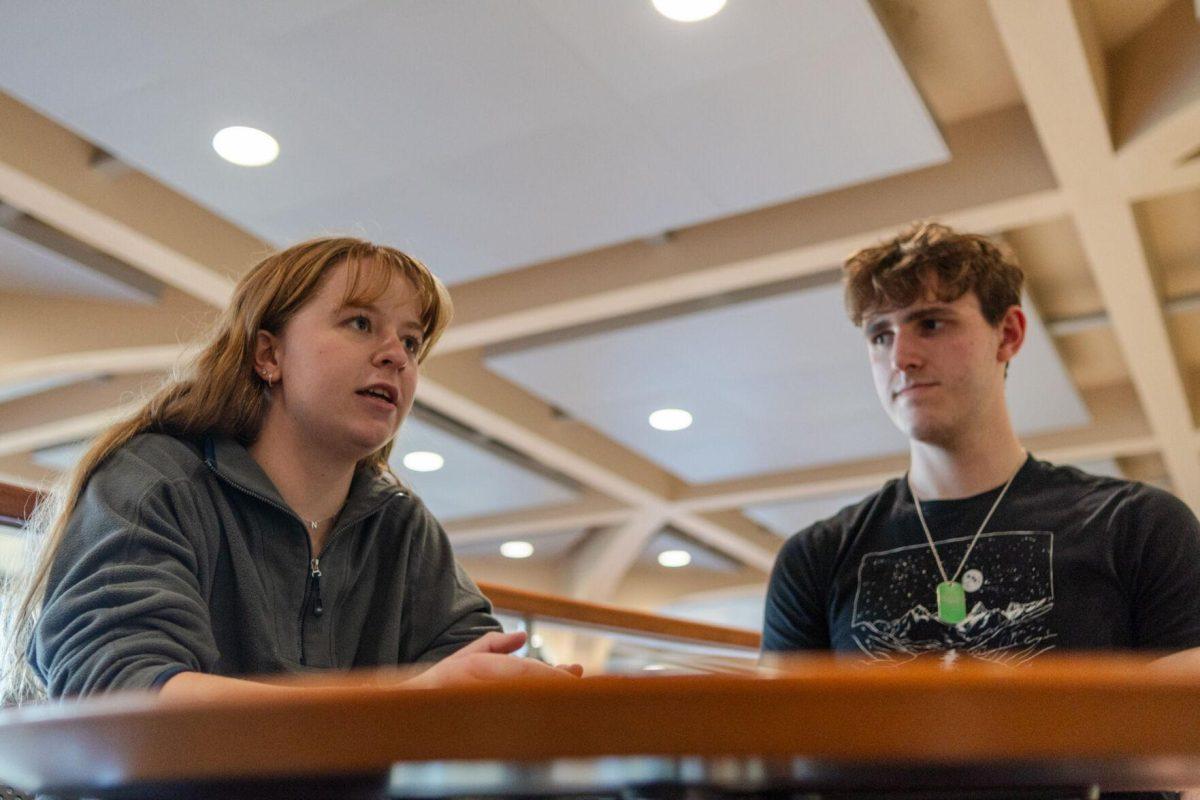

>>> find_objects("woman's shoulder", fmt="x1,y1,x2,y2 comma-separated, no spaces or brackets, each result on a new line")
93,432,209,487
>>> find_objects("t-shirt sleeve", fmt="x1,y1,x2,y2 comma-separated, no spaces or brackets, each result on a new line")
1119,486,1200,652
32,464,220,698
400,499,502,663
762,524,833,653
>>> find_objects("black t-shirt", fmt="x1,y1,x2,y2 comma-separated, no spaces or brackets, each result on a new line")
763,456,1200,662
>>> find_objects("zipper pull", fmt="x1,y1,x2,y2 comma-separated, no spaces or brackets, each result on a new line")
310,558,324,617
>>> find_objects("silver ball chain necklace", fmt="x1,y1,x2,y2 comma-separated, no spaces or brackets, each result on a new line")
908,456,1024,625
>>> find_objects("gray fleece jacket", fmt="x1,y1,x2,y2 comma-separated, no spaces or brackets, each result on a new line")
31,432,500,698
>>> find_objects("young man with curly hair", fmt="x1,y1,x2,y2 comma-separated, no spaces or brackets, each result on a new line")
763,222,1200,665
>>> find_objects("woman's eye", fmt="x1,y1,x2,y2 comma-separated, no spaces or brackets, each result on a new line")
349,315,371,332
404,336,423,354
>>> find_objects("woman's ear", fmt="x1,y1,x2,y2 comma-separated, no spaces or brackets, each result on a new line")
997,305,1027,366
253,330,281,384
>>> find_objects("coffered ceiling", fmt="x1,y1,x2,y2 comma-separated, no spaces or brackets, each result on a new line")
1,0,1198,627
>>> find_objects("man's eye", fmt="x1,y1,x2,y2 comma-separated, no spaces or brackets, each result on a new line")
871,331,893,346
921,319,944,331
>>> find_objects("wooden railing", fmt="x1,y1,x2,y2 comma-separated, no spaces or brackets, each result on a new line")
0,481,760,651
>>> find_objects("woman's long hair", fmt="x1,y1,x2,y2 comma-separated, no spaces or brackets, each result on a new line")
0,237,452,704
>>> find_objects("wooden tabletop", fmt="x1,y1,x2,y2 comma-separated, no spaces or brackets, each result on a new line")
1,655,1198,797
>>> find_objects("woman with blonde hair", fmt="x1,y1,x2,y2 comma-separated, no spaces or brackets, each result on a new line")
1,237,576,704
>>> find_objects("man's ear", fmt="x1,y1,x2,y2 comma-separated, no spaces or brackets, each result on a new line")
997,305,1026,366
252,330,281,381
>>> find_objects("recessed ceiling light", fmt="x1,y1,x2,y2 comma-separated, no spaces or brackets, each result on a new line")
402,451,445,472
500,540,535,559
648,408,693,431
643,664,667,671
529,634,544,649
652,0,727,23
212,126,279,166
657,549,692,568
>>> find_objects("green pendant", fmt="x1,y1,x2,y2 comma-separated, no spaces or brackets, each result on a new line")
936,581,967,624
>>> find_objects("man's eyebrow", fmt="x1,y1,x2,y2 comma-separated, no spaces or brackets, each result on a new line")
900,306,954,324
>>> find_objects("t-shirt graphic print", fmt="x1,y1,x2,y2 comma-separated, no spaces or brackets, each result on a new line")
851,531,1056,664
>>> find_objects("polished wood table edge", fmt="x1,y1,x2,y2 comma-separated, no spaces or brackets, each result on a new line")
476,580,761,650
1,656,1199,792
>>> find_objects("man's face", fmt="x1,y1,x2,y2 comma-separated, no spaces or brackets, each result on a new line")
863,289,1021,447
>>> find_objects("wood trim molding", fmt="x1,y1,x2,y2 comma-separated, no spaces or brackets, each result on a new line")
477,580,760,650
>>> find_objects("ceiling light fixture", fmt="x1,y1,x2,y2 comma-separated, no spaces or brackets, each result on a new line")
402,451,445,472
657,549,692,568
648,408,693,431
652,0,727,23
212,126,279,166
500,540,535,559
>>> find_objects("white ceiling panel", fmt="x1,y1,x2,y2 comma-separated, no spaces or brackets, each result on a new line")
0,1,946,284
392,416,579,522
486,284,1091,483
0,226,149,302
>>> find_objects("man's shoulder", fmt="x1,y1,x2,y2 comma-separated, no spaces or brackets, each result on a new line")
1031,457,1175,504
1029,457,1194,523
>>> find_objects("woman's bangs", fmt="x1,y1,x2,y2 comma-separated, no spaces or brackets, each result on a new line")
341,251,445,340
341,253,396,308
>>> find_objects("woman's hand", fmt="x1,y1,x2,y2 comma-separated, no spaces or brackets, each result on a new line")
407,631,583,688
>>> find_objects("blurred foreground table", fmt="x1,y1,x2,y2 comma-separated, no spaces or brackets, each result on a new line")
0,655,1197,799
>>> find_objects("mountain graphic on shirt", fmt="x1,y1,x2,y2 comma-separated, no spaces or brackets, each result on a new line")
850,531,1057,664
855,597,1055,664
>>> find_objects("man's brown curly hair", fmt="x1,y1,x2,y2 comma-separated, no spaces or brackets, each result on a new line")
843,221,1024,327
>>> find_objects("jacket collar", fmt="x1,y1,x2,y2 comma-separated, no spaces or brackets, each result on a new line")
203,435,403,528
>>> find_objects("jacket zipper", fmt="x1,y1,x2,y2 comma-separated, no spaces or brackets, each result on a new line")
204,454,403,667
309,558,324,617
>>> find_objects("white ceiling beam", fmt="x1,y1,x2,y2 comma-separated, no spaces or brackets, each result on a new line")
440,105,1066,353
445,495,633,545
0,405,135,459
0,344,191,392
566,512,667,602
1128,156,1200,201
0,91,262,308
419,351,777,572
0,372,160,435
989,0,1200,510
0,291,206,369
